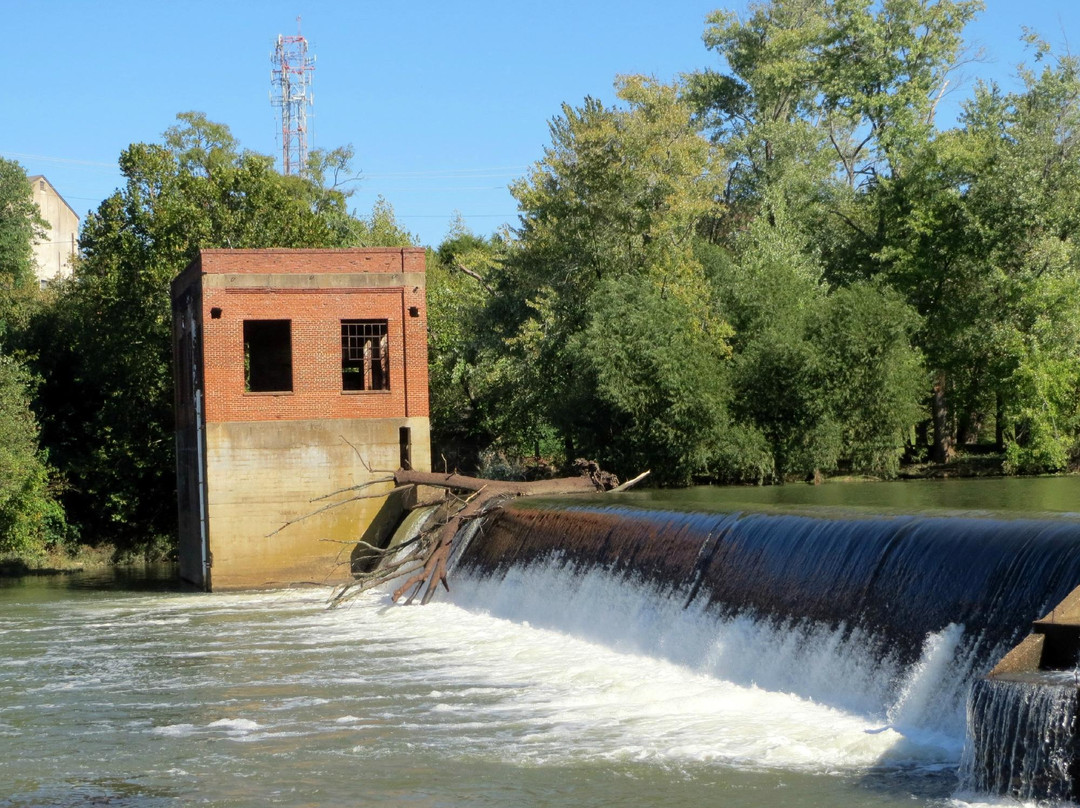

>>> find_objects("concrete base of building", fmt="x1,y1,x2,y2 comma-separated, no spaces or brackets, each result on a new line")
179,416,431,591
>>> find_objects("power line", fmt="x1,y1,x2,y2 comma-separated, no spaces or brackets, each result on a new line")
0,150,116,169
361,167,527,179
1,148,526,183
396,213,516,219
363,186,509,193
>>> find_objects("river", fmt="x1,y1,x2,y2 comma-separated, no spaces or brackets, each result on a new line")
3,477,1079,807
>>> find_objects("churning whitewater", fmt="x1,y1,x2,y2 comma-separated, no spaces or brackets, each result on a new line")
10,495,1080,806
0,567,1058,807
442,558,969,768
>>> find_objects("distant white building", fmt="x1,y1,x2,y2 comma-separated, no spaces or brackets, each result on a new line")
28,175,79,285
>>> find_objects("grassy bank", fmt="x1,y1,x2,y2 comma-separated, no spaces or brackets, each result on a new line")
0,544,119,577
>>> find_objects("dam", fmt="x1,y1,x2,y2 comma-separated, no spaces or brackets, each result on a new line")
4,477,1080,805
429,476,1080,802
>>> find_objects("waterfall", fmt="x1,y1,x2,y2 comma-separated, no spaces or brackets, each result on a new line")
959,676,1080,801
457,504,1080,668
439,500,1080,787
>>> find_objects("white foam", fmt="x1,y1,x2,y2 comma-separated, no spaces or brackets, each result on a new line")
207,718,260,733
949,796,1067,808
417,560,974,770
152,723,197,737
888,622,968,732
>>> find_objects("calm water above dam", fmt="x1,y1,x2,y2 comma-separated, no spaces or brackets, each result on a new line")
3,477,1080,807
610,474,1080,516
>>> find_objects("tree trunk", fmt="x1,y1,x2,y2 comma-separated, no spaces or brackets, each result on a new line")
326,465,648,609
957,411,973,448
930,371,953,464
393,469,600,497
996,393,1006,452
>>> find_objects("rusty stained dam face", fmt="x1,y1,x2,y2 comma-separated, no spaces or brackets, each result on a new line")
440,498,1080,801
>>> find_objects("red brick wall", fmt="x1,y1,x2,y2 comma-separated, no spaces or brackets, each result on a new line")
186,249,429,424
196,247,425,274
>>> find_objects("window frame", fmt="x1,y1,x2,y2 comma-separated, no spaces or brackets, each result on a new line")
341,319,390,392
243,319,294,394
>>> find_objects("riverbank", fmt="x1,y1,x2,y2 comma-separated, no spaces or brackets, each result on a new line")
3,460,1074,577
831,450,1078,483
0,544,120,577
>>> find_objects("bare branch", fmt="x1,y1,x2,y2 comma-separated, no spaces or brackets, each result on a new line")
339,434,373,473
611,470,652,492
320,462,640,609
826,208,872,241
266,484,399,537
310,477,397,502
454,263,496,295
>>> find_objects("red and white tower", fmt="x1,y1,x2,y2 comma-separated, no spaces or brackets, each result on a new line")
271,18,315,176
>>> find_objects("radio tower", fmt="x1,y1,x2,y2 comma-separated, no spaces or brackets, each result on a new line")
271,17,315,176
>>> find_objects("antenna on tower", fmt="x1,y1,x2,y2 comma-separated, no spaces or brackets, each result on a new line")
271,16,315,176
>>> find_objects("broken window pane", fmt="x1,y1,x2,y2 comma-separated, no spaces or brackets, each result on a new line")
341,320,389,391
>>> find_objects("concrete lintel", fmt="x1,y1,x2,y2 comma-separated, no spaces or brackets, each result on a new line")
204,272,426,290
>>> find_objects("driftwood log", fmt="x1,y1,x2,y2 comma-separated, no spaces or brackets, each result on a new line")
326,462,649,608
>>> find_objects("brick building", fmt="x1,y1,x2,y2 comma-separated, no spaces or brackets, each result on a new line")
171,248,431,590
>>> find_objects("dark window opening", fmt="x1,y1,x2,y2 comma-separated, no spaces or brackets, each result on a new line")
244,320,293,392
342,320,389,391
399,426,412,470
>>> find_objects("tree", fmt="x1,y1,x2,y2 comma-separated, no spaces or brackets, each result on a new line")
689,0,980,465
582,273,733,484
0,158,48,341
0,158,46,290
0,352,65,557
494,77,728,475
347,196,417,247
956,48,1080,470
26,113,359,552
713,213,837,478
0,159,65,557
811,280,926,474
426,216,504,471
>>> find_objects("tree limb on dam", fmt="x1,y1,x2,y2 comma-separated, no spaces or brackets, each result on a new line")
327,462,649,609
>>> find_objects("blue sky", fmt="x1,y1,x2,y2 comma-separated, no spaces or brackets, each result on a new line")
5,1,1079,247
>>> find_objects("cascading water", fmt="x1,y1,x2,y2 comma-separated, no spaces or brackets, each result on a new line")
435,500,1080,794
960,677,1080,800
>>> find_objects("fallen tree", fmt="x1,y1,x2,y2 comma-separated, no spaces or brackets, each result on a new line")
327,461,649,608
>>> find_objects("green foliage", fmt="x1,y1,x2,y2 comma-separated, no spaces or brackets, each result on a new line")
25,113,365,551
811,282,926,474
713,215,831,478
426,216,504,470
426,21,943,483
0,159,65,558
493,77,730,476
959,54,1080,469
582,274,733,484
0,352,65,557
0,158,48,342
346,196,417,247
0,158,45,291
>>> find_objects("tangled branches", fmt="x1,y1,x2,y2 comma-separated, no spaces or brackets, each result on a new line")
327,465,647,609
